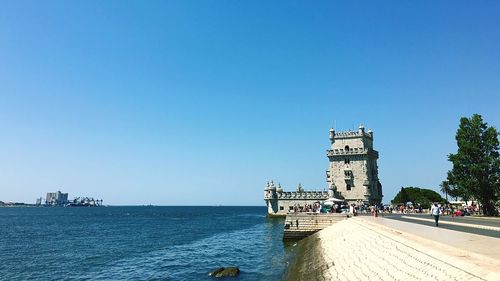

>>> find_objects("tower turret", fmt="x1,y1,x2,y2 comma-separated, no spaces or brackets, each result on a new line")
328,182,337,198
296,183,304,193
329,128,335,144
264,181,277,199
264,180,279,215
277,183,283,193
358,124,365,134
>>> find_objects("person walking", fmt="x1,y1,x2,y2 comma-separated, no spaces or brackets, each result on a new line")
431,203,441,226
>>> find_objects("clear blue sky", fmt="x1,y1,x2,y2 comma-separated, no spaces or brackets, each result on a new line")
1,1,499,205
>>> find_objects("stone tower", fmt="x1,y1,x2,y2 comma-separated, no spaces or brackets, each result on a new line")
263,181,278,214
326,125,382,205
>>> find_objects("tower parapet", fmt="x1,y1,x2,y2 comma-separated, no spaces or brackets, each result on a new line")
263,181,329,216
330,125,372,141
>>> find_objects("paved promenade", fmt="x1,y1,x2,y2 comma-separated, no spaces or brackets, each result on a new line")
374,215,500,260
398,215,500,231
384,214,500,238
285,216,500,281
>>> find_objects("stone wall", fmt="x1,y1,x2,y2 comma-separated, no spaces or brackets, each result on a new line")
266,197,328,217
283,213,348,240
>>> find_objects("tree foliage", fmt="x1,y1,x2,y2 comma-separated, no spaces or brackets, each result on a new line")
439,181,450,202
447,114,500,216
391,187,444,209
439,180,460,202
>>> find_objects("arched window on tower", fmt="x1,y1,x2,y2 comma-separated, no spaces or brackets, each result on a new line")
344,158,350,164
345,145,350,151
346,183,351,191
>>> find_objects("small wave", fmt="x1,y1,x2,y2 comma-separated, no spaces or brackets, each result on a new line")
81,222,288,281
234,213,266,218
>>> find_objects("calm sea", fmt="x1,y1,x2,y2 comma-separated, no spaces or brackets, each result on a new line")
0,206,292,281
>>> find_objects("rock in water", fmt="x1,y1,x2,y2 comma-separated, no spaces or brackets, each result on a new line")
208,268,224,277
218,267,239,277
208,267,240,278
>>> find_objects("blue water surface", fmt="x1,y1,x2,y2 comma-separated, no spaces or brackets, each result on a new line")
0,206,291,281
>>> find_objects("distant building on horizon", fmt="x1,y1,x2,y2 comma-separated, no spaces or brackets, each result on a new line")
46,191,69,206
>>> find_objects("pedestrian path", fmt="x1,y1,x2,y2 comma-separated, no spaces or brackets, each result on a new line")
285,217,500,281
367,216,500,263
400,215,500,231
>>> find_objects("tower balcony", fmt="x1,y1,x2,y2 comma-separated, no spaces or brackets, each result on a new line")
327,148,367,156
343,169,353,181
327,148,378,158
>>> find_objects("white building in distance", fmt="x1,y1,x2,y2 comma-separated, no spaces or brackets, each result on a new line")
46,191,69,206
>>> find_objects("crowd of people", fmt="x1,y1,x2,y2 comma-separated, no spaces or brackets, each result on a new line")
289,202,376,215
391,203,481,217
290,202,352,214
291,202,322,213
288,201,488,218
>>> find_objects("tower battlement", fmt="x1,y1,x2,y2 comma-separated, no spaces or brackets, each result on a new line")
330,130,372,138
329,125,373,141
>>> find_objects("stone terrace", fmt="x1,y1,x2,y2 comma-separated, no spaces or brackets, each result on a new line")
283,213,349,241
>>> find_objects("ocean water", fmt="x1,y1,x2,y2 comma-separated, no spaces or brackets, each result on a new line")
0,206,292,281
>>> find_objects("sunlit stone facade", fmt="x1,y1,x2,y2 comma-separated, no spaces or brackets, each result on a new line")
264,125,383,216
326,125,383,205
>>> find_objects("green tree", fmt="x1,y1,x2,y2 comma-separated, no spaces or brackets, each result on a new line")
439,180,461,202
447,183,460,201
391,187,443,209
447,114,500,216
440,180,450,202
398,186,410,204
